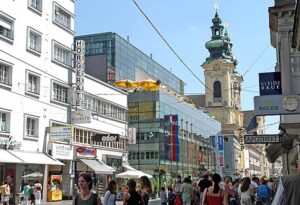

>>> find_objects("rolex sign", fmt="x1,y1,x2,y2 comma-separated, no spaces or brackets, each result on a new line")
259,72,281,95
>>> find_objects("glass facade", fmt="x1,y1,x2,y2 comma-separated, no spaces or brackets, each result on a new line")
75,32,185,95
127,90,221,179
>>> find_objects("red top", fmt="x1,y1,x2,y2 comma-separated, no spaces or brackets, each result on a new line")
206,189,223,205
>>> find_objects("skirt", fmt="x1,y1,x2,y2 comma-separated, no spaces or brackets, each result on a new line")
241,197,254,205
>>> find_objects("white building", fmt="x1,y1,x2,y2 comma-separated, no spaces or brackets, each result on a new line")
0,0,128,202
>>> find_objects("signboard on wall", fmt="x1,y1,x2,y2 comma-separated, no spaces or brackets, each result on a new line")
259,72,281,95
244,134,282,144
71,110,91,124
52,143,73,160
50,127,72,142
75,40,85,108
254,95,300,115
92,134,119,142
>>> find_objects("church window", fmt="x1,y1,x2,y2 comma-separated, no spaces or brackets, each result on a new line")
215,29,219,36
213,81,221,98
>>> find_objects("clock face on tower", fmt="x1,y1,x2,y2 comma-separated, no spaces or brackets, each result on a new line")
282,96,299,112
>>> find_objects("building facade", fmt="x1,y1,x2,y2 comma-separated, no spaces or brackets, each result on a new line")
0,1,129,202
267,0,300,175
0,0,74,203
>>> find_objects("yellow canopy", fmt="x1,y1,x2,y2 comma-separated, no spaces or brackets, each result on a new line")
114,80,138,89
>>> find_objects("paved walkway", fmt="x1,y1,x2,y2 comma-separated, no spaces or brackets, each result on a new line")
43,198,161,205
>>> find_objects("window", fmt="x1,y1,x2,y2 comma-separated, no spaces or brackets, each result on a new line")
0,111,10,133
53,41,72,66
213,81,222,98
0,62,12,86
26,71,40,95
28,0,42,13
53,3,73,30
52,82,68,103
27,27,42,54
25,115,39,138
0,12,14,41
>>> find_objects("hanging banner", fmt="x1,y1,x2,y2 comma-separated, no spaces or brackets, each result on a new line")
128,128,136,144
171,115,179,161
164,115,170,160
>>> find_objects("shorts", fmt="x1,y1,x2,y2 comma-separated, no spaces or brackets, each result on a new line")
2,195,9,202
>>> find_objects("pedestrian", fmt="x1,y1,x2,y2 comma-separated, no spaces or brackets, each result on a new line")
139,176,152,205
123,179,140,205
29,184,35,205
181,177,192,205
172,175,182,205
160,187,167,205
33,180,42,205
168,187,175,205
23,182,31,205
202,173,228,205
198,172,213,204
1,182,10,205
73,172,102,205
239,177,255,205
257,177,272,205
191,182,198,205
103,180,117,205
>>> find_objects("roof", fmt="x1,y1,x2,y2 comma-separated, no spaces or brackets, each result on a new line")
185,94,206,108
243,110,258,134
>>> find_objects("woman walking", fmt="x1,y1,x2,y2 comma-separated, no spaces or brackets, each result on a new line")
103,180,117,205
72,173,101,205
33,180,42,205
239,177,255,205
202,173,228,205
123,179,140,205
139,176,152,205
181,177,192,205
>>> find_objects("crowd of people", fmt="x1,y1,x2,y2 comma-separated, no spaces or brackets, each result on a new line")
160,173,279,205
73,172,152,205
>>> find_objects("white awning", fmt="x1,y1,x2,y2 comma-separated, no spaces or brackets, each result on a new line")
0,150,23,163
8,150,64,165
123,164,137,171
80,159,114,175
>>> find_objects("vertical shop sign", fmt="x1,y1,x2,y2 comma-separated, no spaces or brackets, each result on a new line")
75,40,85,108
128,128,136,144
217,136,224,167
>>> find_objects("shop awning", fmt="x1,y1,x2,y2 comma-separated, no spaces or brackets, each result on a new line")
8,150,64,165
0,150,23,163
80,159,114,175
123,164,137,171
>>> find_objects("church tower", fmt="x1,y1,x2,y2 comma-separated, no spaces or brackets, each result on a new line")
201,7,244,175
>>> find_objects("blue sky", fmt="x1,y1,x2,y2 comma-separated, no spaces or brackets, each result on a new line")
75,0,280,134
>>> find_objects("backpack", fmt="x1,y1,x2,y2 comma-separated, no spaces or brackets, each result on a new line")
75,193,99,205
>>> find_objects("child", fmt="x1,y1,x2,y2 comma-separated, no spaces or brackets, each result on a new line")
160,187,167,205
168,187,175,205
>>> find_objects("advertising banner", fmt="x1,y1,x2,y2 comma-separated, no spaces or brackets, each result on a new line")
164,115,170,160
71,110,91,124
128,128,136,144
171,115,179,161
50,127,72,142
92,134,119,142
52,143,73,160
254,95,300,115
259,72,281,95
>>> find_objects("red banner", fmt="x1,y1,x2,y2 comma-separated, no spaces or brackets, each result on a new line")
199,151,203,162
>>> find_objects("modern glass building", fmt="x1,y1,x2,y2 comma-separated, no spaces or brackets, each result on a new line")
127,90,221,180
75,32,185,95
76,32,221,184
